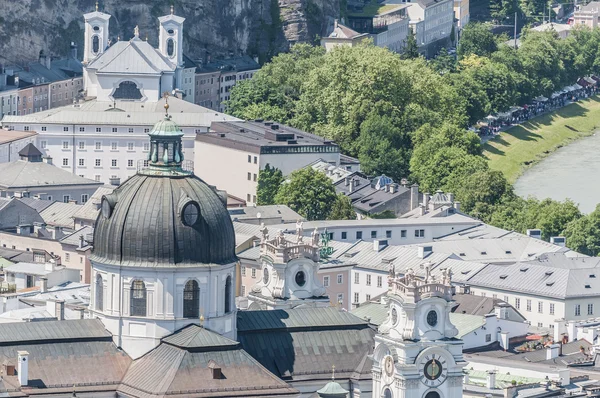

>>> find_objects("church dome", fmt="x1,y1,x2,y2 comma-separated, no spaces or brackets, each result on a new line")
91,114,236,267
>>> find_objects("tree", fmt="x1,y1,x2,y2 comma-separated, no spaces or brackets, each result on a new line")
430,48,457,75
457,23,498,59
459,55,516,112
274,168,337,221
328,194,356,220
563,205,600,256
403,28,419,60
356,113,411,181
257,164,283,205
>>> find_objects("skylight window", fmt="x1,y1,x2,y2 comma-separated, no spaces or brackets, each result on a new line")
546,281,554,286
585,285,591,288
481,251,487,255
591,275,596,278
500,275,508,279
545,271,553,276
459,253,466,256
505,250,512,254
520,267,529,272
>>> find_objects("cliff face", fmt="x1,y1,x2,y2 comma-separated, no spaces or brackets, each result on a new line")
0,0,339,65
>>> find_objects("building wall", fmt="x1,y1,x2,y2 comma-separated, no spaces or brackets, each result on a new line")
375,18,409,52
17,87,33,116
6,267,80,290
350,268,388,307
467,285,567,329
2,121,197,184
0,89,18,119
0,183,100,205
461,314,528,350
194,71,220,110
194,142,261,205
49,78,83,108
62,245,92,283
180,67,196,102
573,12,598,28
318,267,352,309
239,260,261,297
0,201,44,230
423,0,454,45
217,69,258,112
454,0,470,29
0,134,37,163
0,232,63,258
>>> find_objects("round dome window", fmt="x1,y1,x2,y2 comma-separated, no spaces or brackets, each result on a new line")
168,29,175,35
93,26,100,31
295,271,306,287
263,268,269,284
182,202,200,226
427,310,438,327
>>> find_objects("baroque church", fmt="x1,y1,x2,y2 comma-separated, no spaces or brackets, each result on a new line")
0,7,466,398
82,4,185,102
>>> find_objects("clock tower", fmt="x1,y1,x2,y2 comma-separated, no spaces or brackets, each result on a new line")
372,265,466,398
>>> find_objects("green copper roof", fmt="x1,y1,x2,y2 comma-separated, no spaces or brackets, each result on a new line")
317,381,349,397
149,116,184,137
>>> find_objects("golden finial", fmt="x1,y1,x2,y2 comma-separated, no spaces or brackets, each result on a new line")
170,4,174,14
199,314,205,328
163,91,170,117
331,365,336,381
95,1,99,11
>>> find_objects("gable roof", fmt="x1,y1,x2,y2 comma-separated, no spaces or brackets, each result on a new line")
87,38,176,75
162,324,239,350
0,319,110,345
0,160,102,189
39,201,82,228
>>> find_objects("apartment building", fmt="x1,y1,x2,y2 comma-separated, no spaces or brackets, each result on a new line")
195,120,352,205
573,1,600,27
1,97,238,184
194,65,220,110
407,0,455,55
205,56,260,112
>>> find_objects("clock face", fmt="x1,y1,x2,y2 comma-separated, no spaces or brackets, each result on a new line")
418,353,447,387
384,355,394,377
427,310,438,327
101,198,112,219
182,202,200,226
391,307,398,325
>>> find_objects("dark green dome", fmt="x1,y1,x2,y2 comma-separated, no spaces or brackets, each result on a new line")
91,172,236,267
149,116,184,137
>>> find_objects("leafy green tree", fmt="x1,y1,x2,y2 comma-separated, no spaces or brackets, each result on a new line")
457,23,498,59
459,55,516,112
517,30,565,96
445,72,490,125
371,210,397,219
430,48,457,75
356,113,411,181
448,169,510,215
274,168,337,221
403,28,420,60
257,164,283,205
226,44,325,122
328,194,356,220
564,205,600,255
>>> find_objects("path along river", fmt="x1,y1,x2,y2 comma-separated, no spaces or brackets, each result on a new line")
514,132,600,213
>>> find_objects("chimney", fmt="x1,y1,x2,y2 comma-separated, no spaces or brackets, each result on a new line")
109,177,121,186
417,245,433,259
390,184,397,194
79,235,85,249
45,259,55,272
448,192,454,203
526,229,542,239
454,201,461,211
40,277,47,293
373,239,388,252
349,178,357,193
550,236,566,247
42,156,52,165
463,372,469,385
345,176,350,186
423,193,430,210
334,19,339,29
55,300,65,320
486,370,496,389
17,351,28,387
410,184,419,210
546,343,560,360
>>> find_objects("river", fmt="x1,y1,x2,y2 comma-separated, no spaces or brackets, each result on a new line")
514,132,600,213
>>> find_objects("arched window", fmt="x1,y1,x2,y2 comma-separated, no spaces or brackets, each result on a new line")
130,280,147,316
224,275,232,313
183,280,199,318
167,38,175,57
383,388,393,398
95,274,104,312
112,81,143,100
92,35,100,54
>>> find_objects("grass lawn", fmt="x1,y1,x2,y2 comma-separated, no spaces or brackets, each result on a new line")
348,0,403,17
483,96,600,183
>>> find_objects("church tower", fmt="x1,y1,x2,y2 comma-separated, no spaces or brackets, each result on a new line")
372,266,465,398
247,222,330,310
158,6,185,86
83,3,110,64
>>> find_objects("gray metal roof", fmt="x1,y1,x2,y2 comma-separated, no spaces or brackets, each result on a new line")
72,186,115,222
237,307,367,332
87,38,175,74
92,173,237,267
0,319,110,345
162,324,239,350
119,342,296,397
0,160,102,189
18,197,55,213
59,226,94,246
4,262,54,276
229,205,304,224
40,201,81,228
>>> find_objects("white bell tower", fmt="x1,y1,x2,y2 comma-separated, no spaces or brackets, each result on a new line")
372,265,466,398
83,3,110,64
158,6,185,79
247,223,330,310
